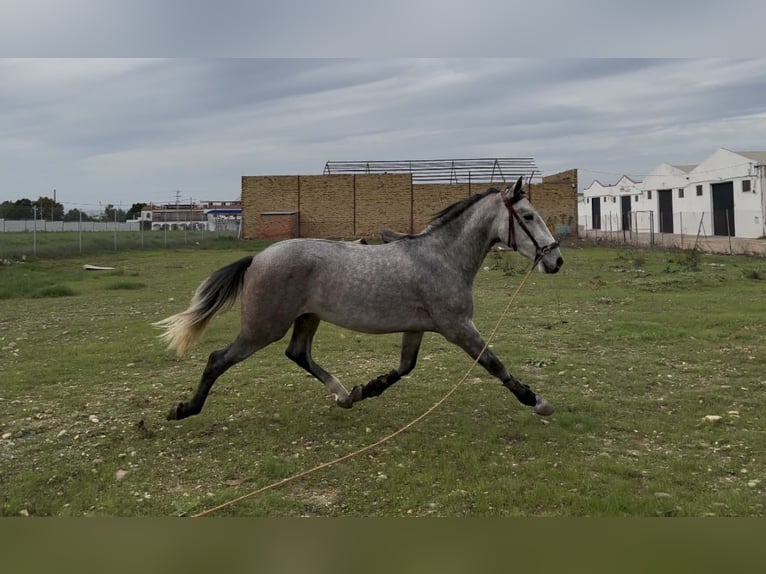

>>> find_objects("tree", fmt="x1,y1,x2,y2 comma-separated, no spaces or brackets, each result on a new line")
63,208,91,222
0,198,39,219
34,196,64,221
126,202,147,221
103,204,127,222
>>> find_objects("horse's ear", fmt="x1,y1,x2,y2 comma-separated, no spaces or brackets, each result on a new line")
505,176,525,202
512,176,523,197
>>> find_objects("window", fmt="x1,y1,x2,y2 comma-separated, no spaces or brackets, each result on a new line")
647,190,652,200
743,179,752,192
696,185,703,196
634,195,639,202
678,188,684,199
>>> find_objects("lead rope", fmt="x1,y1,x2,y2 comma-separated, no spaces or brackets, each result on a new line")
191,261,538,518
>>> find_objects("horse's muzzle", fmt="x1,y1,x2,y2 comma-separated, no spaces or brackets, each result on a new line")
538,255,563,274
534,241,563,274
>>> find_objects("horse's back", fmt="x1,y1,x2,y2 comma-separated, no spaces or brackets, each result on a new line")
255,238,406,276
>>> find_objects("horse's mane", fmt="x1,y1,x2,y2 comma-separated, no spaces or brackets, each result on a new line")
428,187,501,229
381,185,525,242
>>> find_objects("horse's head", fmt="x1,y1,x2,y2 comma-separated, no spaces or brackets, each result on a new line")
500,177,563,274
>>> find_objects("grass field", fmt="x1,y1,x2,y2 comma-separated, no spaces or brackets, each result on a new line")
0,228,240,261
0,239,764,517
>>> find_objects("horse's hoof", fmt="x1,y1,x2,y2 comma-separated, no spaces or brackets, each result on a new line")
166,403,182,420
349,385,364,403
534,397,554,416
335,394,354,409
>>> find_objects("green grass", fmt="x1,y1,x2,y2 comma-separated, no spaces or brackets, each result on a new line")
0,241,764,516
0,229,241,260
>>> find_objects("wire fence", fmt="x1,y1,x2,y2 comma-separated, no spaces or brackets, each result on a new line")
0,218,242,260
577,210,766,256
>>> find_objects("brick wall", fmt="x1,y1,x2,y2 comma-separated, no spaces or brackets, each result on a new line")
259,212,298,239
241,175,299,239
412,183,471,232
354,174,412,236
241,170,578,240
299,175,354,237
529,169,578,235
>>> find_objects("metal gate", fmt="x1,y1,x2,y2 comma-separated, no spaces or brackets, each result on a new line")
711,181,735,236
591,197,601,230
621,196,632,231
658,189,674,233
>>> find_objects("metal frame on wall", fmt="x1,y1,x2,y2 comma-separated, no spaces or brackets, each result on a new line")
324,158,539,185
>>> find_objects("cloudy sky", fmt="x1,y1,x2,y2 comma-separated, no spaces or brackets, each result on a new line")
2,3,765,213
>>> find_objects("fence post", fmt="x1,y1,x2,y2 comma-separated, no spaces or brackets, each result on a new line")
33,206,38,257
679,212,683,248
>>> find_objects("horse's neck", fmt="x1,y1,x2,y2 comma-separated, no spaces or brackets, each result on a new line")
429,198,501,279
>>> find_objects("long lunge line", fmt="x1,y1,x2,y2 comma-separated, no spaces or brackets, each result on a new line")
190,262,538,517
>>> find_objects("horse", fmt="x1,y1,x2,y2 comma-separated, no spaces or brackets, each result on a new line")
155,176,563,421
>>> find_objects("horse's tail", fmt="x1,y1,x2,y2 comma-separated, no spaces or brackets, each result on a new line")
154,255,254,355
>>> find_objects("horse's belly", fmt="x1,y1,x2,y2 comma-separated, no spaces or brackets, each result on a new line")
317,304,432,335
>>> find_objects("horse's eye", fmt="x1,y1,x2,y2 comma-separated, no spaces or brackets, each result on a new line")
523,214,534,222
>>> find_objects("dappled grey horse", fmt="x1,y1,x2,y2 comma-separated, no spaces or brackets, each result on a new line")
156,177,563,421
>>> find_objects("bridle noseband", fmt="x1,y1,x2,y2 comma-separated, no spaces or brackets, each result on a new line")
501,190,560,265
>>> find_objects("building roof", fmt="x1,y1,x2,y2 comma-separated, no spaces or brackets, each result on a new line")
670,164,697,173
205,209,242,215
735,151,766,164
584,179,607,190
585,175,640,191
618,175,641,184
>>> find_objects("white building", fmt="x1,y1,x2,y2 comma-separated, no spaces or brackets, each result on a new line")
680,149,764,238
579,148,766,239
633,162,696,234
579,175,642,232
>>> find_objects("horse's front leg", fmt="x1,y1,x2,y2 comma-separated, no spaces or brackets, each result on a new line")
349,331,424,403
445,321,554,416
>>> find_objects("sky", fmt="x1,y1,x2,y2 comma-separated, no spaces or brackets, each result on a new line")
1,2,766,214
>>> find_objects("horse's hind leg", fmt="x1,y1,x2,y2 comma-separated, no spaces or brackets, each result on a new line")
168,334,263,420
285,314,355,408
444,321,554,416
350,331,424,402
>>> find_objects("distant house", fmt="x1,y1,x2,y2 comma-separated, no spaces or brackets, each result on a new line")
139,200,242,231
579,148,766,238
579,175,642,232
633,162,696,234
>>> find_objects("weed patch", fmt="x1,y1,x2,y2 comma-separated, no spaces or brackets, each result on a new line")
104,281,147,291
31,284,77,298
